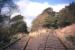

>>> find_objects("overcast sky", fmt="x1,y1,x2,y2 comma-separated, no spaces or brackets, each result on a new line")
12,0,75,27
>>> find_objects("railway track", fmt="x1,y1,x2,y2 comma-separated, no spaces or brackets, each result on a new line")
24,30,68,50
2,34,30,50
56,35,68,50
2,30,73,50
44,32,50,50
23,37,31,50
42,31,69,50
54,31,75,50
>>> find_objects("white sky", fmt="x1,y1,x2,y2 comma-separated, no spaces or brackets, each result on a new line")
13,0,69,27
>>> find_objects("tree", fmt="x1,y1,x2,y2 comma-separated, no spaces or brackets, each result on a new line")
17,21,28,33
0,15,11,44
0,15,28,46
10,15,28,34
59,2,75,27
31,7,57,31
0,15,4,23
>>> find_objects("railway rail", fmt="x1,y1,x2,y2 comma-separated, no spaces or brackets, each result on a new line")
2,30,75,50
2,34,29,50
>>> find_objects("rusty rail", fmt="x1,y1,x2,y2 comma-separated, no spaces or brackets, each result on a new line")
57,36,68,50
54,31,69,50
2,34,28,50
44,32,50,50
23,36,31,50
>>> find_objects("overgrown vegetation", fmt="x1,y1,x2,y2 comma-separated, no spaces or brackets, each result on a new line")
0,15,28,48
32,2,75,31
66,35,75,45
0,0,75,48
0,0,29,48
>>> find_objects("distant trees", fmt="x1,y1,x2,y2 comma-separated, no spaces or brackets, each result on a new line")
59,2,75,27
0,15,4,23
10,15,28,34
31,2,75,31
0,15,28,45
0,0,28,47
0,15,10,44
31,8,57,31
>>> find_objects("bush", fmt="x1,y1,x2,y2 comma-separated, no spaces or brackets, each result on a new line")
66,35,75,45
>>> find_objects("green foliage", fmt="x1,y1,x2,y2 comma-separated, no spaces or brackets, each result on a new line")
0,15,28,47
66,35,75,45
32,7,58,31
0,15,10,43
32,2,75,30
10,15,28,34
17,22,28,33
0,15,4,23
43,12,59,28
59,2,75,27
10,15,23,22
0,27,11,47
10,21,28,34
